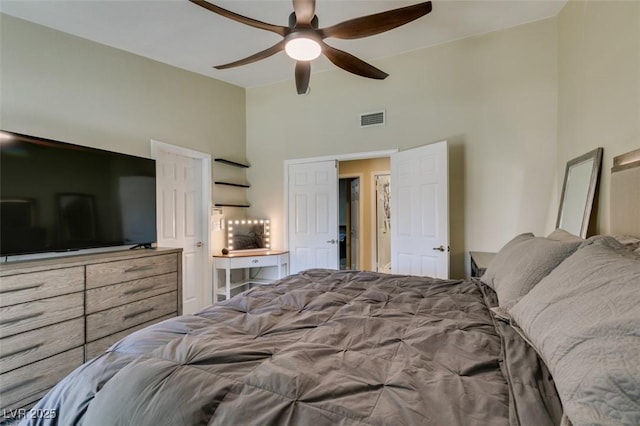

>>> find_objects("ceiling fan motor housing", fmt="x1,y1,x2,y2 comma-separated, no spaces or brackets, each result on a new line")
289,12,319,29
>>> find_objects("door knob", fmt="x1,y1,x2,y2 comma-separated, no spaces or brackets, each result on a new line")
196,241,204,248
432,245,445,252
326,239,337,244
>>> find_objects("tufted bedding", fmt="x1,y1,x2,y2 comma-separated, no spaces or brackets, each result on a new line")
21,269,562,425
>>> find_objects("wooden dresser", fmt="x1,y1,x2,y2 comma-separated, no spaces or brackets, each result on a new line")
0,248,182,412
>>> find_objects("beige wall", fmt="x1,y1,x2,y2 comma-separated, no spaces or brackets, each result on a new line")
247,18,559,278
339,158,391,271
557,0,640,235
0,14,246,168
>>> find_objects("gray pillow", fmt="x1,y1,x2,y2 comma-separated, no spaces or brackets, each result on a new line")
609,234,640,252
480,233,581,306
546,228,584,243
509,236,640,426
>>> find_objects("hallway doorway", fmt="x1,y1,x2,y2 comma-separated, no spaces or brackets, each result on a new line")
339,176,360,269
338,157,390,271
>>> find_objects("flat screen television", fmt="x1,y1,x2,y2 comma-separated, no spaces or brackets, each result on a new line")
0,130,157,258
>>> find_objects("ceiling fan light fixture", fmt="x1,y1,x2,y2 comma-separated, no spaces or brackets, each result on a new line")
285,37,321,61
190,0,434,93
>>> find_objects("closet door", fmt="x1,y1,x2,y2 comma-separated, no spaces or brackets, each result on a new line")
153,141,211,314
287,160,339,274
391,141,449,279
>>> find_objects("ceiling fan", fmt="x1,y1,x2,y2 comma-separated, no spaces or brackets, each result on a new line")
189,0,433,94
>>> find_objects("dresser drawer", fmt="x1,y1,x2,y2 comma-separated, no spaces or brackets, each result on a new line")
86,253,178,288
86,291,177,342
0,292,84,338
85,313,176,360
0,317,84,374
0,267,84,308
0,347,83,411
227,255,280,269
86,273,178,314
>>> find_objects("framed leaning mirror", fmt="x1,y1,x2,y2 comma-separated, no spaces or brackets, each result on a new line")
556,147,603,238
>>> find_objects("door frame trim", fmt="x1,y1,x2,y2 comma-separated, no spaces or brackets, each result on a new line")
150,139,213,307
284,149,397,253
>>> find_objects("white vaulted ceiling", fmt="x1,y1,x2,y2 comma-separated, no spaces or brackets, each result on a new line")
0,0,567,88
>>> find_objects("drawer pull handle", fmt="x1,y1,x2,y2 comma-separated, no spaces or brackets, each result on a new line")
252,259,259,264
2,376,42,394
0,311,44,326
1,342,43,360
123,265,153,273
0,283,43,294
123,308,154,321
123,285,155,296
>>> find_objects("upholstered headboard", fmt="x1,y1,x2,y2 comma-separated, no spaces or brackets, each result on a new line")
610,148,640,236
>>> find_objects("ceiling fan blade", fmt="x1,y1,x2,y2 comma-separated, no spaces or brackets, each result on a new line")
292,0,316,26
189,0,288,37
321,43,388,80
321,1,432,40
215,40,286,70
295,61,311,94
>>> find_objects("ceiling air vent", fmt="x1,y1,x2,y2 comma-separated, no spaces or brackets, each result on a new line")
359,110,385,128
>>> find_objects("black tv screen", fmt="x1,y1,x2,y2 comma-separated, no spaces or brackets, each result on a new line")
0,130,157,257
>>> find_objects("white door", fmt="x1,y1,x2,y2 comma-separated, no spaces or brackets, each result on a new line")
287,160,339,274
152,142,211,314
390,141,449,278
375,174,391,273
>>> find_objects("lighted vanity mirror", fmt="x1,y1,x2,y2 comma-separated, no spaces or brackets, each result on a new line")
227,219,270,251
556,147,603,238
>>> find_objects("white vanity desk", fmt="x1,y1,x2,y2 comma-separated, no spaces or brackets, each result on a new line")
212,250,289,302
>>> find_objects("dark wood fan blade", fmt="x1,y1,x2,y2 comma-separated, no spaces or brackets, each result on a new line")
320,1,432,40
292,0,316,26
295,61,311,94
321,43,388,80
215,40,286,70
189,0,288,37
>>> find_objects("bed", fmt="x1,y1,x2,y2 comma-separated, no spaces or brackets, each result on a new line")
17,150,640,426
19,270,562,425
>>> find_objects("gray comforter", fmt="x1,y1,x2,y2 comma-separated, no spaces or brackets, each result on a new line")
23,269,562,425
